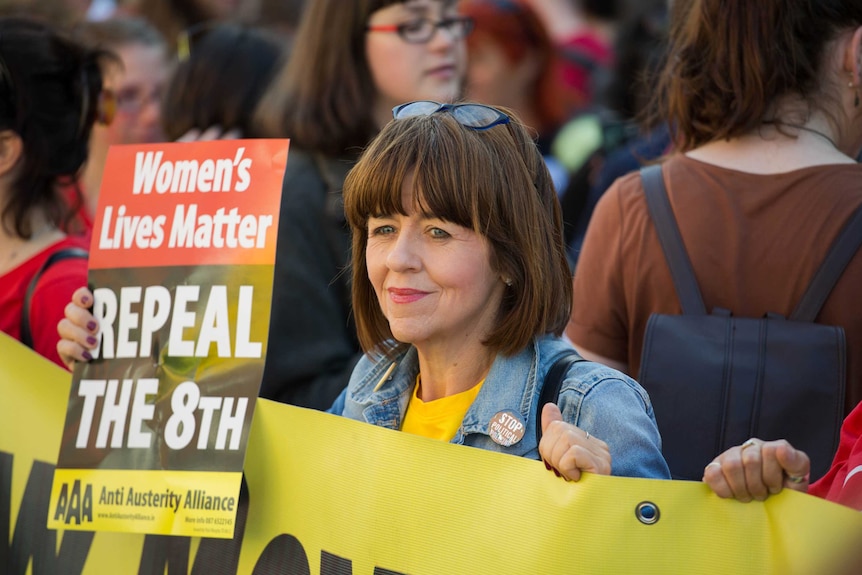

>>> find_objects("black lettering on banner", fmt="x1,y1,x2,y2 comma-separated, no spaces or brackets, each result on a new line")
189,478,249,575
53,480,94,525
138,478,250,575
0,457,414,575
251,534,310,575
1,454,93,575
138,535,191,575
0,451,11,570
320,551,351,575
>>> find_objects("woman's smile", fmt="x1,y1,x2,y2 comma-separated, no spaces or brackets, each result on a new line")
387,287,431,304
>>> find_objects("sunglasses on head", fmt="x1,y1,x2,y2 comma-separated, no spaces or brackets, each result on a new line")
392,101,510,130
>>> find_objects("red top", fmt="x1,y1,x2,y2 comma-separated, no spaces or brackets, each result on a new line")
810,402,862,510
557,32,614,108
0,236,89,368
61,180,94,244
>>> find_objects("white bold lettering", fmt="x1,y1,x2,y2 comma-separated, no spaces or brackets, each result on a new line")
234,285,261,358
128,378,158,448
76,379,107,448
169,285,200,356
133,151,162,194
195,286,231,357
92,288,118,359
116,287,142,358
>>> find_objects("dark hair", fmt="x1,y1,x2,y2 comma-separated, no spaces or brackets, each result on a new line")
73,16,167,53
580,0,621,21
652,0,862,151
161,24,285,140
602,3,667,120
254,0,308,36
136,0,236,52
253,0,405,156
343,106,572,357
462,0,575,136
0,17,109,238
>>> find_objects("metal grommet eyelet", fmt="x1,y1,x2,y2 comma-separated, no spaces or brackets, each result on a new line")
635,501,660,525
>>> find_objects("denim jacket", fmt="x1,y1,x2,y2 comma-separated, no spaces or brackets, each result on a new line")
330,335,670,479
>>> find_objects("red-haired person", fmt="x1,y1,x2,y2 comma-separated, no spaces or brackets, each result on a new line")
461,0,577,191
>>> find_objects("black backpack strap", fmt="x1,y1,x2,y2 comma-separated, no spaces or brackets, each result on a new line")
791,204,862,322
535,351,587,446
640,164,707,315
20,247,88,349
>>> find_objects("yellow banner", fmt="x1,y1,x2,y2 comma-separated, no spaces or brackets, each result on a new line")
2,331,862,574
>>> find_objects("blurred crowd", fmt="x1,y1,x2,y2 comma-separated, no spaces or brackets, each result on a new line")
6,0,862,525
3,0,669,391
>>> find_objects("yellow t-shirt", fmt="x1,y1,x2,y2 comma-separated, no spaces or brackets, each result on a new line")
401,376,484,442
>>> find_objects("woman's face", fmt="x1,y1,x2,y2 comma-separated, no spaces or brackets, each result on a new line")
101,43,170,146
465,37,535,111
365,174,505,351
366,0,467,127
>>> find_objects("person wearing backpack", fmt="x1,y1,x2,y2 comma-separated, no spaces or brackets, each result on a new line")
566,0,862,480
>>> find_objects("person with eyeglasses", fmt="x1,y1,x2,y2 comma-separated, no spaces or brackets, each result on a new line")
58,0,473,404
73,17,170,237
57,0,472,406
321,101,669,479
0,17,112,368
226,0,474,411
58,100,669,476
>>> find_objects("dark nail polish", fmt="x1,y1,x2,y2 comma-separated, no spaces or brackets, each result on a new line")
82,351,93,361
87,321,97,331
553,469,561,477
543,459,551,471
81,296,91,306
86,336,98,346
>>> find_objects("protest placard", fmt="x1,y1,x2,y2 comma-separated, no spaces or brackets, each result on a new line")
47,140,288,538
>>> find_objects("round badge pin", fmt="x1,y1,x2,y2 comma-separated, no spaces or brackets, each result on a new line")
488,410,526,447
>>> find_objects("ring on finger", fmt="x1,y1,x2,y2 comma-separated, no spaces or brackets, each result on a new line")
584,431,591,441
786,474,809,484
740,439,758,452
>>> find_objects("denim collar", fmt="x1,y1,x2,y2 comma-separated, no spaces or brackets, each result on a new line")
349,339,551,444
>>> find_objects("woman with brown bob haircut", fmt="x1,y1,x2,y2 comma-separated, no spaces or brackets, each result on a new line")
329,101,670,480
57,0,475,413
249,0,472,410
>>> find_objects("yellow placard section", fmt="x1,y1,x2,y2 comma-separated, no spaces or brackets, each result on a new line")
3,331,862,574
47,469,240,538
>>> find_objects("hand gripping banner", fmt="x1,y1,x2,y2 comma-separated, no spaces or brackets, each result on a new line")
2,333,862,574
